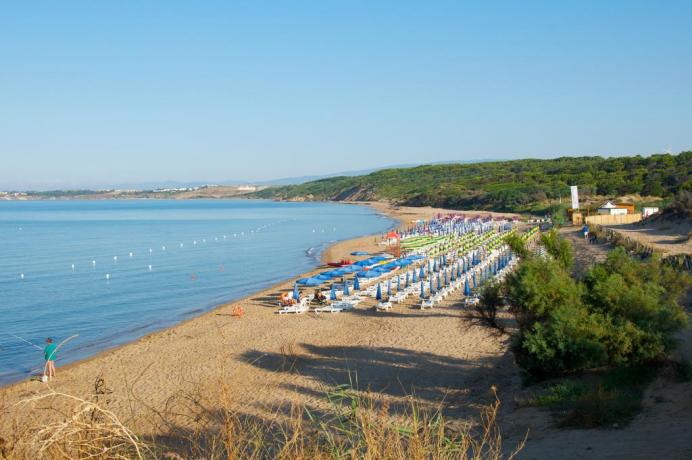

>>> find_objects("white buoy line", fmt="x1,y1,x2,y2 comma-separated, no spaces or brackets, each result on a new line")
12,218,310,281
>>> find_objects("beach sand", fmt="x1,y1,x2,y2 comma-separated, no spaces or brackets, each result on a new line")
0,202,522,442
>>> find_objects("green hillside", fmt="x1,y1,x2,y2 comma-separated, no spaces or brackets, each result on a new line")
254,152,692,212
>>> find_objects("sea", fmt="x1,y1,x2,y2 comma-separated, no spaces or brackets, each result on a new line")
0,199,395,385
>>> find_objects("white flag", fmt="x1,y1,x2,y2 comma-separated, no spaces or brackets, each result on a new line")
570,186,579,210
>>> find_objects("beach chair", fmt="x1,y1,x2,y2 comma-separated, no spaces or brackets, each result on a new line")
278,304,308,314
313,304,344,313
464,296,480,307
332,300,356,310
392,292,408,303
376,301,393,311
420,298,435,309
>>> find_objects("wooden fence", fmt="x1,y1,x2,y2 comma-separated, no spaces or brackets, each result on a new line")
589,224,692,272
585,213,643,226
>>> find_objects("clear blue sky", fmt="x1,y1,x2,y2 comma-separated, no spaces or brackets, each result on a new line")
1,1,690,189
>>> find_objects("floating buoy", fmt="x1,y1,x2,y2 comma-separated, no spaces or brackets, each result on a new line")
71,264,75,271
162,245,166,251
92,260,96,267
180,243,184,248
148,265,153,272
129,252,133,258
20,273,24,280
193,240,197,245
149,248,153,254
106,273,110,280
113,256,118,262
223,235,227,239
191,273,197,281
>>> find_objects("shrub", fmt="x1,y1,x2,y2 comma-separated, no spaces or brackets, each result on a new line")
504,233,530,259
539,229,574,270
505,257,583,331
507,243,688,379
467,281,506,333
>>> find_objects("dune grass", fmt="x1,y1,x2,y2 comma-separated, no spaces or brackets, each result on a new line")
0,375,525,460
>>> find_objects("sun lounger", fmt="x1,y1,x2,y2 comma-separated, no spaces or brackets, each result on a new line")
278,303,309,314
332,300,356,310
313,304,344,313
376,301,393,311
420,298,435,309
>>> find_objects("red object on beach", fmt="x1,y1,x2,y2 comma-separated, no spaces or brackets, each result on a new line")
327,259,353,267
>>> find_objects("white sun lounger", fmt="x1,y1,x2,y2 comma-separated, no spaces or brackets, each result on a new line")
278,302,309,314
331,300,356,310
420,298,435,309
376,301,393,311
313,304,344,313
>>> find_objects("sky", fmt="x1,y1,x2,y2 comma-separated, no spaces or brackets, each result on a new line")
1,1,691,190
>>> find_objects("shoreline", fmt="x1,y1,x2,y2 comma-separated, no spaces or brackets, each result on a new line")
0,201,404,391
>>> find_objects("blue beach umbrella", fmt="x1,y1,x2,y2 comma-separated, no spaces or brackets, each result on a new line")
293,282,300,300
433,259,438,272
444,270,449,285
464,278,471,296
330,285,337,301
405,271,410,287
420,281,425,299
419,266,425,279
396,275,401,291
387,279,392,297
451,267,456,282
412,269,418,283
473,272,478,288
376,283,382,300
429,277,435,294
436,274,441,291
354,276,361,291
343,280,350,296
297,277,323,286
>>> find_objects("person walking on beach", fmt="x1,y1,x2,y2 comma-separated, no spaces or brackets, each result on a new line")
43,338,57,381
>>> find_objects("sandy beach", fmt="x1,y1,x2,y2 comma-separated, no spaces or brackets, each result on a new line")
0,202,521,440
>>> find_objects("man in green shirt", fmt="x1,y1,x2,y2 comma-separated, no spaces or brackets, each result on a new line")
43,337,57,382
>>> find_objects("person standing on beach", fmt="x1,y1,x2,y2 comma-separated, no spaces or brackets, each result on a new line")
44,338,57,381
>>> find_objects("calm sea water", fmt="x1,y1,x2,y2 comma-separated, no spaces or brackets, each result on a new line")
0,199,395,385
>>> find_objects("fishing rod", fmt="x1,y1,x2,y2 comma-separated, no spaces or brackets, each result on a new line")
5,333,42,350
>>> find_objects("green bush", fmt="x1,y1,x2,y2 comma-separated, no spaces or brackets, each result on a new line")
504,233,530,259
508,245,688,379
540,229,574,269
505,257,583,330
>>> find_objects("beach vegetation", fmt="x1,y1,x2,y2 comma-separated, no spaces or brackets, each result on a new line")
539,229,574,270
490,229,690,427
507,247,688,380
1,380,524,460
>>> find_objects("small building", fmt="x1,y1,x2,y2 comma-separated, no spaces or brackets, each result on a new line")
597,201,629,216
643,207,659,217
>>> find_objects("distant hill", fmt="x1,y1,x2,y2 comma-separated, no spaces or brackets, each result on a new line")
252,152,692,213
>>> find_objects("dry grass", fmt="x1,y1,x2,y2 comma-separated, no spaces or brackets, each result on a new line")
0,374,525,460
